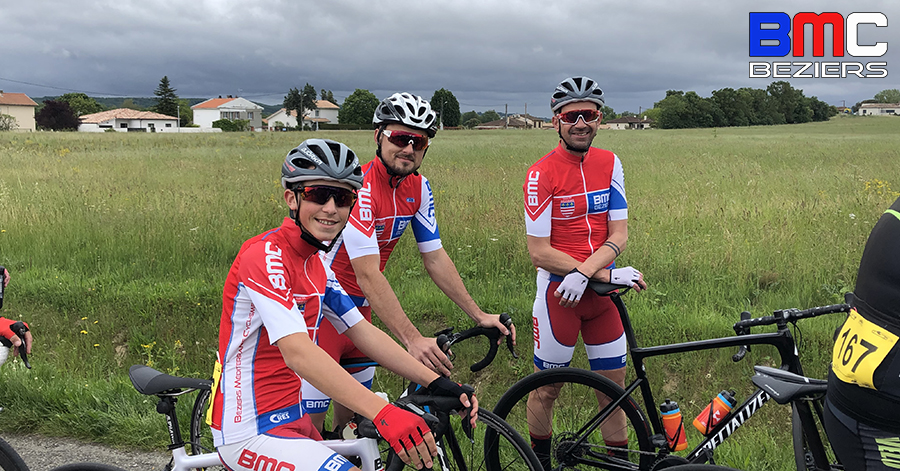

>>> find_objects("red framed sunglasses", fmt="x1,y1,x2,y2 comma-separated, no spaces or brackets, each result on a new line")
557,108,601,125
382,129,430,151
298,186,358,208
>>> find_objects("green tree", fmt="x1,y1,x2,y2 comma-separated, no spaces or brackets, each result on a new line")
461,110,479,124
35,100,80,131
212,118,249,132
480,110,501,123
57,92,104,116
874,89,900,103
0,114,16,131
430,89,460,127
152,76,180,118
320,89,338,105
284,84,319,129
464,117,481,129
283,87,302,122
600,105,617,122
338,89,379,126
767,81,811,124
120,98,141,110
176,99,193,127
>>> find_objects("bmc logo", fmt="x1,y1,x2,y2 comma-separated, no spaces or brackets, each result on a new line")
237,449,296,471
357,182,373,221
749,12,888,57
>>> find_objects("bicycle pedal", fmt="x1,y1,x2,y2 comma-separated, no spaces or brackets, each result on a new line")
650,433,668,449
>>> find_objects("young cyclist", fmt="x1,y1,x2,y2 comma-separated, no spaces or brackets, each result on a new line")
209,139,476,471
303,93,514,434
523,76,646,468
0,267,33,361
825,195,900,470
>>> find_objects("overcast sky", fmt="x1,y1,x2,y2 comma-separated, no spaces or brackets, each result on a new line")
2,0,897,117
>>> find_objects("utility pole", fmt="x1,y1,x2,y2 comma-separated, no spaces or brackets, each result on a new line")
524,103,528,128
441,98,444,131
505,104,508,129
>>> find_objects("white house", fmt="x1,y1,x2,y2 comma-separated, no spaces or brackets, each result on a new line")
78,109,179,132
192,96,264,130
607,116,654,130
0,91,38,131
858,103,900,116
265,100,340,130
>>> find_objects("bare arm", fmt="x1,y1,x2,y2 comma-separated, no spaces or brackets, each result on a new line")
351,253,454,375
527,219,628,280
421,248,515,344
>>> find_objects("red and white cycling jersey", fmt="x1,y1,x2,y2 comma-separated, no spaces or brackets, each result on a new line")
323,157,443,298
524,143,627,263
210,217,364,447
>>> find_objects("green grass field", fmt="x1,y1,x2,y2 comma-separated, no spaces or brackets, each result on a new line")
0,116,898,468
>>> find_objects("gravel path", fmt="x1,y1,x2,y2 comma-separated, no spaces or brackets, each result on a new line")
1,434,171,471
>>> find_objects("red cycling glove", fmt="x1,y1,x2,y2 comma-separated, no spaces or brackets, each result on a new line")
0,318,28,343
374,403,430,454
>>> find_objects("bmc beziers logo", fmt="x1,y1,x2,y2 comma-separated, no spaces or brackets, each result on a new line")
749,12,888,78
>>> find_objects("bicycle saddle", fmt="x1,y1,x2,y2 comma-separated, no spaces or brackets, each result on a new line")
751,365,827,404
588,281,627,296
129,364,212,396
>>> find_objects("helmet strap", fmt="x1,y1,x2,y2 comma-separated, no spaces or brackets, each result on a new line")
290,189,346,253
558,128,590,158
375,125,420,189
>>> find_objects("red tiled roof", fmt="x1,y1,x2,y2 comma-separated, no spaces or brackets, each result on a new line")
192,98,234,109
0,93,38,106
79,109,178,124
316,100,339,109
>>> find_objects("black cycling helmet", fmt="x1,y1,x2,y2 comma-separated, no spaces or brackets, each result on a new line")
373,92,438,138
550,76,605,113
282,139,363,190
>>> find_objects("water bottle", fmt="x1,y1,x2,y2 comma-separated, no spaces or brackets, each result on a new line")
660,399,688,451
692,390,737,435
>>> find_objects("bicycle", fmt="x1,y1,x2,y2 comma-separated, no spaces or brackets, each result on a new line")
0,266,33,471
489,280,849,471
188,313,521,469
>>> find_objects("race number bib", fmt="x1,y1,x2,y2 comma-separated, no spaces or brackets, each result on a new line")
206,359,223,426
832,308,899,390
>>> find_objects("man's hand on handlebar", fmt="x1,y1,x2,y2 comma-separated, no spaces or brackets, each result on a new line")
408,335,454,377
374,403,438,469
0,318,32,357
428,377,479,429
476,312,517,347
609,266,648,292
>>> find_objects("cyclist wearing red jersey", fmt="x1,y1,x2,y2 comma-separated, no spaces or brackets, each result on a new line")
303,93,514,434
825,195,900,470
209,139,476,471
0,268,33,362
523,77,647,468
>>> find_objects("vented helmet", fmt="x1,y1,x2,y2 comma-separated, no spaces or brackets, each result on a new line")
281,139,363,190
373,92,438,137
550,76,605,112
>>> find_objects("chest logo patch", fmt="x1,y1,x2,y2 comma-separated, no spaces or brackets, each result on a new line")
560,198,576,217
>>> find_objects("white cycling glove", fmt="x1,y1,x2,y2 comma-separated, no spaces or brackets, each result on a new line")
556,269,589,303
610,267,642,287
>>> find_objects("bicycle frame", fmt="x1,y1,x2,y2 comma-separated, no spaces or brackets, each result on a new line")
605,291,826,464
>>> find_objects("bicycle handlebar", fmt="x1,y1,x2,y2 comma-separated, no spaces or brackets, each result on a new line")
434,313,517,372
731,303,850,362
354,385,475,440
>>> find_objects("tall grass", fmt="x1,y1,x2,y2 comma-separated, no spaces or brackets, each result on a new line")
0,116,898,469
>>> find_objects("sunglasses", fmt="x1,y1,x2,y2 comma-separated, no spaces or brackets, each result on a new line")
382,129,430,151
298,186,358,208
557,109,601,125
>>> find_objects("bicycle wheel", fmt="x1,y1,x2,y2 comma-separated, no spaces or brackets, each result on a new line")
386,408,542,471
189,388,224,470
0,438,28,471
491,367,655,471
660,466,744,471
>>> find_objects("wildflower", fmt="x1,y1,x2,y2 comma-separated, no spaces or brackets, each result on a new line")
80,330,88,334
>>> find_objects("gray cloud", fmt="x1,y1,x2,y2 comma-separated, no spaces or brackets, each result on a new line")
2,0,897,116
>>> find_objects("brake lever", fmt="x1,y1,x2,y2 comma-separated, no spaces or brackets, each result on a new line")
732,311,752,363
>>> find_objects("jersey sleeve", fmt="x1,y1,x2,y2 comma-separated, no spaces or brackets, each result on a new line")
321,264,364,334
608,155,628,221
238,240,307,344
411,177,443,253
524,167,553,237
344,182,381,260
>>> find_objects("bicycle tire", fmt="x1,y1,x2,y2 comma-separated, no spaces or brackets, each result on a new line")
491,367,655,470
188,387,224,471
0,438,28,471
658,466,744,471
385,408,542,471
47,464,127,471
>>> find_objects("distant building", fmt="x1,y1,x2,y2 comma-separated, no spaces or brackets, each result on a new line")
475,114,547,130
191,96,264,130
607,116,654,130
0,91,38,131
266,100,340,130
78,109,179,132
858,103,900,116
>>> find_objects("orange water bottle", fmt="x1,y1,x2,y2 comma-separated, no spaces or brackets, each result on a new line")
693,390,737,435
660,399,688,451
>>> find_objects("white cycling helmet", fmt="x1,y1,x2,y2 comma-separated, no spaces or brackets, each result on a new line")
550,76,605,112
373,92,438,138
